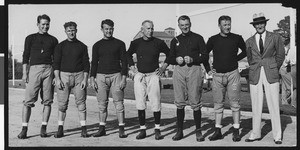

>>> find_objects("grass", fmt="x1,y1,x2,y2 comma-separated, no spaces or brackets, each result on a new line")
9,79,296,116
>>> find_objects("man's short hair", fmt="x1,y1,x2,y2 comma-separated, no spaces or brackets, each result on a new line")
37,14,50,23
101,19,114,28
64,21,77,29
218,15,231,24
178,15,190,23
142,20,153,26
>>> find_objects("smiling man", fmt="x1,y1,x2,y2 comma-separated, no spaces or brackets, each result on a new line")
53,21,90,138
18,14,58,139
127,20,170,140
206,15,246,142
90,19,128,138
169,15,210,142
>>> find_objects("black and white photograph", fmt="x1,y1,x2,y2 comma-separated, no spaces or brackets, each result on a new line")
4,1,297,148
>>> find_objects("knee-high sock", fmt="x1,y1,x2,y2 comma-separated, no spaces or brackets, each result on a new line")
193,110,201,129
138,110,145,126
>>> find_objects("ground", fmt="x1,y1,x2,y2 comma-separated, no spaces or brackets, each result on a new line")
8,88,297,148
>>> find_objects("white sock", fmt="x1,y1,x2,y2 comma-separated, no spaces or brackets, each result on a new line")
41,122,47,125
140,125,146,130
99,122,106,126
58,121,64,126
233,124,240,129
22,123,28,127
80,120,86,126
215,124,222,128
155,124,160,129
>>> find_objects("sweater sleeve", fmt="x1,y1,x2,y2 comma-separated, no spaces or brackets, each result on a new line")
168,38,178,65
120,41,128,75
192,36,208,65
126,40,136,67
237,35,247,61
90,43,99,78
82,44,90,73
197,36,210,72
159,40,170,64
52,43,62,71
22,35,33,64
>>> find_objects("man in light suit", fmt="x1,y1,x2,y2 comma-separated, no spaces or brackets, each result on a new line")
245,13,285,144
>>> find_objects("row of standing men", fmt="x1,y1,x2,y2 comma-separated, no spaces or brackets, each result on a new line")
17,13,285,144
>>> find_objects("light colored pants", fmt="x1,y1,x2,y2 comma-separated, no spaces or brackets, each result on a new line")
279,65,291,103
290,65,296,108
96,73,124,113
56,71,86,113
249,67,282,141
134,71,161,112
212,69,241,113
172,65,203,111
24,64,54,107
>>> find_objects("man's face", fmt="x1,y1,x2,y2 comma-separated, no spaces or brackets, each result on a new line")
37,19,50,34
254,22,266,34
141,22,154,38
178,19,191,34
219,20,231,35
65,26,77,41
101,24,114,39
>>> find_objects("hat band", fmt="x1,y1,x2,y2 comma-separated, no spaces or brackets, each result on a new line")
253,17,267,22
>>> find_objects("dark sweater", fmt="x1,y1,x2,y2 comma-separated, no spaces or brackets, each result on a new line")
169,31,210,72
90,37,127,77
127,37,170,73
53,39,90,73
206,33,246,73
22,32,58,65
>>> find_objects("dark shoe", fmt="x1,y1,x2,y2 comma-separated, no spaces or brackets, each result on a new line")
172,128,183,141
81,126,89,138
54,125,64,138
93,125,106,137
119,126,128,138
136,129,146,140
195,129,204,142
232,128,241,142
40,125,47,138
274,140,282,144
154,129,163,140
208,127,223,141
245,138,262,142
17,126,28,139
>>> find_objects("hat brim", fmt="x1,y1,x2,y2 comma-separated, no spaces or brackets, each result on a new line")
250,19,269,24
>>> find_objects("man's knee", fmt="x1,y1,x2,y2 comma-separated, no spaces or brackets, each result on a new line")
114,101,124,113
214,103,224,113
230,102,240,112
58,105,68,112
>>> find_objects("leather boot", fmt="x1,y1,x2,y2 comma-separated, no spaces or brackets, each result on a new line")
136,129,146,139
81,126,89,138
54,125,64,138
40,125,47,138
93,125,106,137
232,128,241,142
17,126,28,139
208,127,222,141
154,129,163,140
119,126,128,138
195,128,204,142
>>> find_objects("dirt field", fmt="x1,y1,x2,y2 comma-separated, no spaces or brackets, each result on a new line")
8,88,297,147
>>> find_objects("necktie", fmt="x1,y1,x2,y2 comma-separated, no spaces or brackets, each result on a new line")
259,34,264,55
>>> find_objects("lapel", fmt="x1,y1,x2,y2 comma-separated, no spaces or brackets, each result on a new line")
263,31,272,53
250,34,261,55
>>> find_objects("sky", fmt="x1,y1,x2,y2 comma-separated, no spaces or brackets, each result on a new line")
8,3,293,61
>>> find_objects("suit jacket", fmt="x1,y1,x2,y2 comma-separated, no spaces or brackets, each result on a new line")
245,31,285,85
